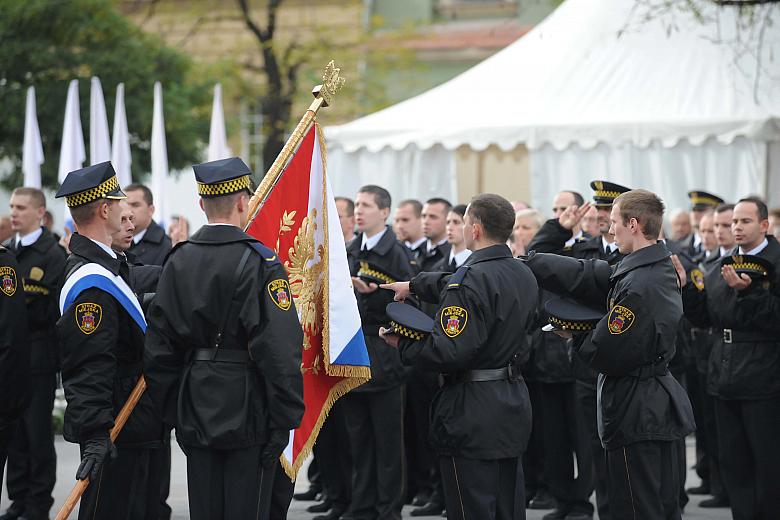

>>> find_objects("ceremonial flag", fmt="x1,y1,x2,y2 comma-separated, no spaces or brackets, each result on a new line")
89,77,111,165
111,83,132,187
246,124,370,478
151,82,169,226
59,79,85,227
207,83,231,161
22,86,44,188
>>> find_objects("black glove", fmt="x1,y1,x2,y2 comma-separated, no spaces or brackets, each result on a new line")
76,436,118,481
261,429,289,469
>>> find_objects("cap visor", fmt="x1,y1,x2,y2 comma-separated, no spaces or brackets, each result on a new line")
105,187,127,200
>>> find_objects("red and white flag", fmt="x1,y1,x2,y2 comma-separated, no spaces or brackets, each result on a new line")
246,124,370,478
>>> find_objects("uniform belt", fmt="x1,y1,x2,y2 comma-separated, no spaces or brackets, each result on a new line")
193,348,251,363
722,329,776,344
629,358,668,380
440,366,519,385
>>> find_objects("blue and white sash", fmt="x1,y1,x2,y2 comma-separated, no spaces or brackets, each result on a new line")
59,263,147,332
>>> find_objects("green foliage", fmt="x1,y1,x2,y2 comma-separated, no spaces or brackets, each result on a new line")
0,0,214,188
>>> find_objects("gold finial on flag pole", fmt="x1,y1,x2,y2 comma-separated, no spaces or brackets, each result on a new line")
246,61,345,226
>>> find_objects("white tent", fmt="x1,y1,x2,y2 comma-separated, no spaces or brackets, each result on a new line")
325,0,780,212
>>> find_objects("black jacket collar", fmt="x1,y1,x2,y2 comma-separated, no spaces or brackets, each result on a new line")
69,233,122,276
5,227,57,254
348,226,397,256
465,244,512,266
611,242,671,280
140,220,166,245
187,224,258,246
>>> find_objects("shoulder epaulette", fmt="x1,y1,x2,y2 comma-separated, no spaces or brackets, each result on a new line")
248,242,280,264
447,265,470,290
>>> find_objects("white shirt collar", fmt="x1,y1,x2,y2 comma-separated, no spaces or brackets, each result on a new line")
16,227,43,248
739,238,769,256
405,237,427,250
88,238,117,259
601,235,617,253
693,232,702,248
448,248,472,267
565,230,583,248
720,246,734,257
426,237,448,253
361,227,387,251
132,227,148,245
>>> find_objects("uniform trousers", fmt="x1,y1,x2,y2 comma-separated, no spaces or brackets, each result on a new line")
270,461,295,520
522,380,547,501
158,436,172,519
699,381,725,498
341,386,404,520
439,455,525,520
575,381,609,520
405,373,439,503
540,382,594,516
715,396,780,520
6,373,57,519
313,398,352,511
79,445,163,520
186,445,275,520
0,419,17,512
606,440,681,520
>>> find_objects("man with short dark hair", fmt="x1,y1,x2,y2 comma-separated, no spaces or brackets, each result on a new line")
381,193,537,519
419,198,452,272
1,187,65,520
335,197,356,244
125,184,171,266
344,184,415,520
526,189,695,519
144,157,304,520
394,199,425,260
674,197,780,519
55,162,165,520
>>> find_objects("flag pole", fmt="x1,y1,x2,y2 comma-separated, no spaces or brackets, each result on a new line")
54,377,147,520
245,60,345,229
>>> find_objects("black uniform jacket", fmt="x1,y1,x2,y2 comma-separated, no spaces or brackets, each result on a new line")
527,219,623,385
526,243,695,450
0,246,30,423
347,226,416,392
417,240,451,273
144,224,304,449
128,220,171,266
682,237,780,400
57,233,163,446
401,244,536,459
5,228,66,374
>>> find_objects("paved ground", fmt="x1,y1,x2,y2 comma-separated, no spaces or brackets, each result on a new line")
3,436,731,519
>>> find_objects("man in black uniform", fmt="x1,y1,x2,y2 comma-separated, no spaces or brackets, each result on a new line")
1,188,65,520
344,185,415,520
125,184,172,266
526,189,695,519
526,180,629,520
673,197,780,520
676,191,724,258
382,193,537,520
55,162,166,520
144,157,304,520
0,246,30,510
418,198,452,273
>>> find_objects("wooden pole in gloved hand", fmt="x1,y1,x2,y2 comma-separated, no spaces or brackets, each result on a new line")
55,376,147,520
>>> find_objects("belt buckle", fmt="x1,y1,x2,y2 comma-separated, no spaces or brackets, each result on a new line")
723,329,732,344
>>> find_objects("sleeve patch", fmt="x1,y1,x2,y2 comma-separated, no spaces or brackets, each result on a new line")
268,279,292,311
690,268,705,291
440,306,468,338
608,305,635,335
76,303,103,335
0,266,17,296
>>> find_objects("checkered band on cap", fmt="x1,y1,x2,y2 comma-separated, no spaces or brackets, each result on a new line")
549,316,597,331
197,175,251,197
390,321,426,341
65,175,122,207
594,190,622,199
732,262,768,276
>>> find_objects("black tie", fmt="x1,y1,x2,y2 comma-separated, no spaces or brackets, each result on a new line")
449,258,457,272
